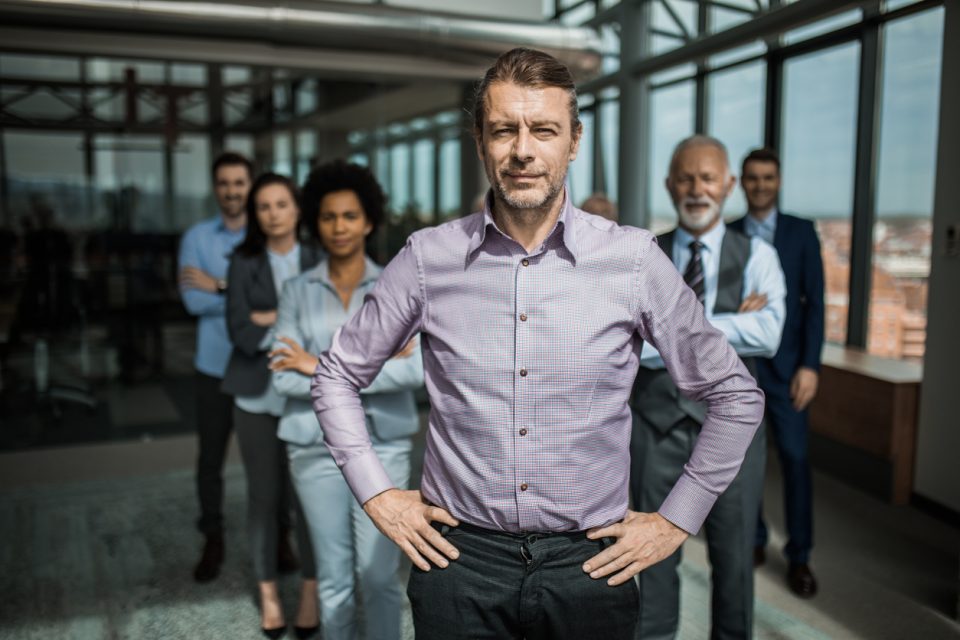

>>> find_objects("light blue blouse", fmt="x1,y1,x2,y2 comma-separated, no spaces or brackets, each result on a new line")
272,257,424,446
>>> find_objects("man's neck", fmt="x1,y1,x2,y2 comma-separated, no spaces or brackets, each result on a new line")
328,252,366,287
492,194,564,253
678,216,721,240
748,206,776,222
220,211,246,232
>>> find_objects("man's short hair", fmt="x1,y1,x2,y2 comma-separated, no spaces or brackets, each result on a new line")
211,151,253,182
669,135,731,176
741,147,781,175
473,47,581,139
579,192,618,222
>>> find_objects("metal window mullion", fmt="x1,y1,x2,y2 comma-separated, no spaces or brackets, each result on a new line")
846,14,883,348
696,0,709,133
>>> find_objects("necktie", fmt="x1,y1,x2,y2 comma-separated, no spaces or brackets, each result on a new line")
683,240,705,305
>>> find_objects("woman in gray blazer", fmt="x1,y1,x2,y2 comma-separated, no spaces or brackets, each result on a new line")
269,160,423,640
222,173,323,639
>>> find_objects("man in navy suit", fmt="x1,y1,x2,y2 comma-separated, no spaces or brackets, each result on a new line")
729,147,824,598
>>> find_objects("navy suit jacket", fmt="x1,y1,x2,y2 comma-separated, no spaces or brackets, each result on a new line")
729,212,825,386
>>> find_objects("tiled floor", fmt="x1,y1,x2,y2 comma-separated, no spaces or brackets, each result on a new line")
0,434,957,639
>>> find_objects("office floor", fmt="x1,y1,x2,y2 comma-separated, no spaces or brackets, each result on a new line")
0,428,957,640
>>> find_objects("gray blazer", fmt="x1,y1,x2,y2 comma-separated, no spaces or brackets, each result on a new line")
272,258,424,446
221,243,323,397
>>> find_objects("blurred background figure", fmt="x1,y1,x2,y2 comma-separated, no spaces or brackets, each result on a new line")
270,159,423,640
221,172,322,638
177,151,251,583
730,147,825,599
579,191,618,222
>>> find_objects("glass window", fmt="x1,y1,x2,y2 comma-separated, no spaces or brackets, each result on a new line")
273,132,292,176
709,4,755,33
439,137,461,219
93,134,167,232
559,2,595,25
4,88,81,120
784,9,862,45
389,143,411,215
172,134,212,231
3,131,89,228
780,42,860,345
85,58,164,83
412,139,435,221
0,54,81,81
707,60,765,219
569,110,595,206
222,65,251,85
869,8,943,361
296,130,317,182
709,41,766,69
295,79,318,115
649,80,695,233
600,98,619,208
170,63,207,86
224,134,255,160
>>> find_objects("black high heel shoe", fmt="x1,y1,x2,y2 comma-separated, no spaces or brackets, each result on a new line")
261,625,286,639
293,624,319,639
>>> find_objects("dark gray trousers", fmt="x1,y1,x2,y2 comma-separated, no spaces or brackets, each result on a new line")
195,371,233,535
630,414,765,640
407,523,639,640
234,406,315,582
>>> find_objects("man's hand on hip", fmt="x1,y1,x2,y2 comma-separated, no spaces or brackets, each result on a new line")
582,511,689,586
363,488,460,571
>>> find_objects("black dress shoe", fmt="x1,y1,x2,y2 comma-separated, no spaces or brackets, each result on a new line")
753,546,766,568
192,534,224,583
787,563,818,598
261,625,286,639
293,623,319,639
277,532,300,574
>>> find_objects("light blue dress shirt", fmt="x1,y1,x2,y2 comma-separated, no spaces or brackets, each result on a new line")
235,243,302,416
744,208,778,246
640,220,787,368
273,257,423,446
178,216,245,378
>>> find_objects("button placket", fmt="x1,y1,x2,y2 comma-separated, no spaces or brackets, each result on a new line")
515,253,534,528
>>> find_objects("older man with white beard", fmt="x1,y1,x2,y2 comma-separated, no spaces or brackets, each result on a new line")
629,135,786,640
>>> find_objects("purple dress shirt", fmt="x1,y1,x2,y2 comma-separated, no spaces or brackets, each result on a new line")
312,195,764,535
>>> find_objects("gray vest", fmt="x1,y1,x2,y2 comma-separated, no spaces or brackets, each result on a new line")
632,228,755,433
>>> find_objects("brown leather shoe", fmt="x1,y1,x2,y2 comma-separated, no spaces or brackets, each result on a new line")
277,532,300,574
193,533,224,583
753,546,766,568
787,563,818,598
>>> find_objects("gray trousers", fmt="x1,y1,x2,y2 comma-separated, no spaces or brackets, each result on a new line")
630,413,765,640
234,406,316,582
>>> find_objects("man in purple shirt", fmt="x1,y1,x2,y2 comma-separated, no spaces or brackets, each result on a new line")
312,48,764,639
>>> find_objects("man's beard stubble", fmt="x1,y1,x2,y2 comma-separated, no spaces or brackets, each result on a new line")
492,169,566,224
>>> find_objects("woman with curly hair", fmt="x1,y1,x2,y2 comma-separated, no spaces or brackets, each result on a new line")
269,159,423,640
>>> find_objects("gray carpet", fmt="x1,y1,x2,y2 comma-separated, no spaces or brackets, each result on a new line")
0,464,833,639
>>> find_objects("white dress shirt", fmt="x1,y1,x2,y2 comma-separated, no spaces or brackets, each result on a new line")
640,220,786,368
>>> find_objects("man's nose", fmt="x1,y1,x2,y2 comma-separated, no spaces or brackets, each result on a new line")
512,130,534,163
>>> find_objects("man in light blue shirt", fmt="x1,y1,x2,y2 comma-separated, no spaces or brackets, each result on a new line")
631,135,786,640
178,151,251,583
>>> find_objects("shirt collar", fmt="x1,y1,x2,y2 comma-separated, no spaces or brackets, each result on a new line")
747,207,778,232
308,256,382,287
675,218,726,257
466,188,579,263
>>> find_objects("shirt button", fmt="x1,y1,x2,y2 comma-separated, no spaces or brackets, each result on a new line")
520,483,528,491
519,428,528,436
521,259,529,267
519,368,527,377
519,313,527,322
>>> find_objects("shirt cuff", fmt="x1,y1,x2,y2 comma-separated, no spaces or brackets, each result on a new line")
657,473,719,535
341,449,396,506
